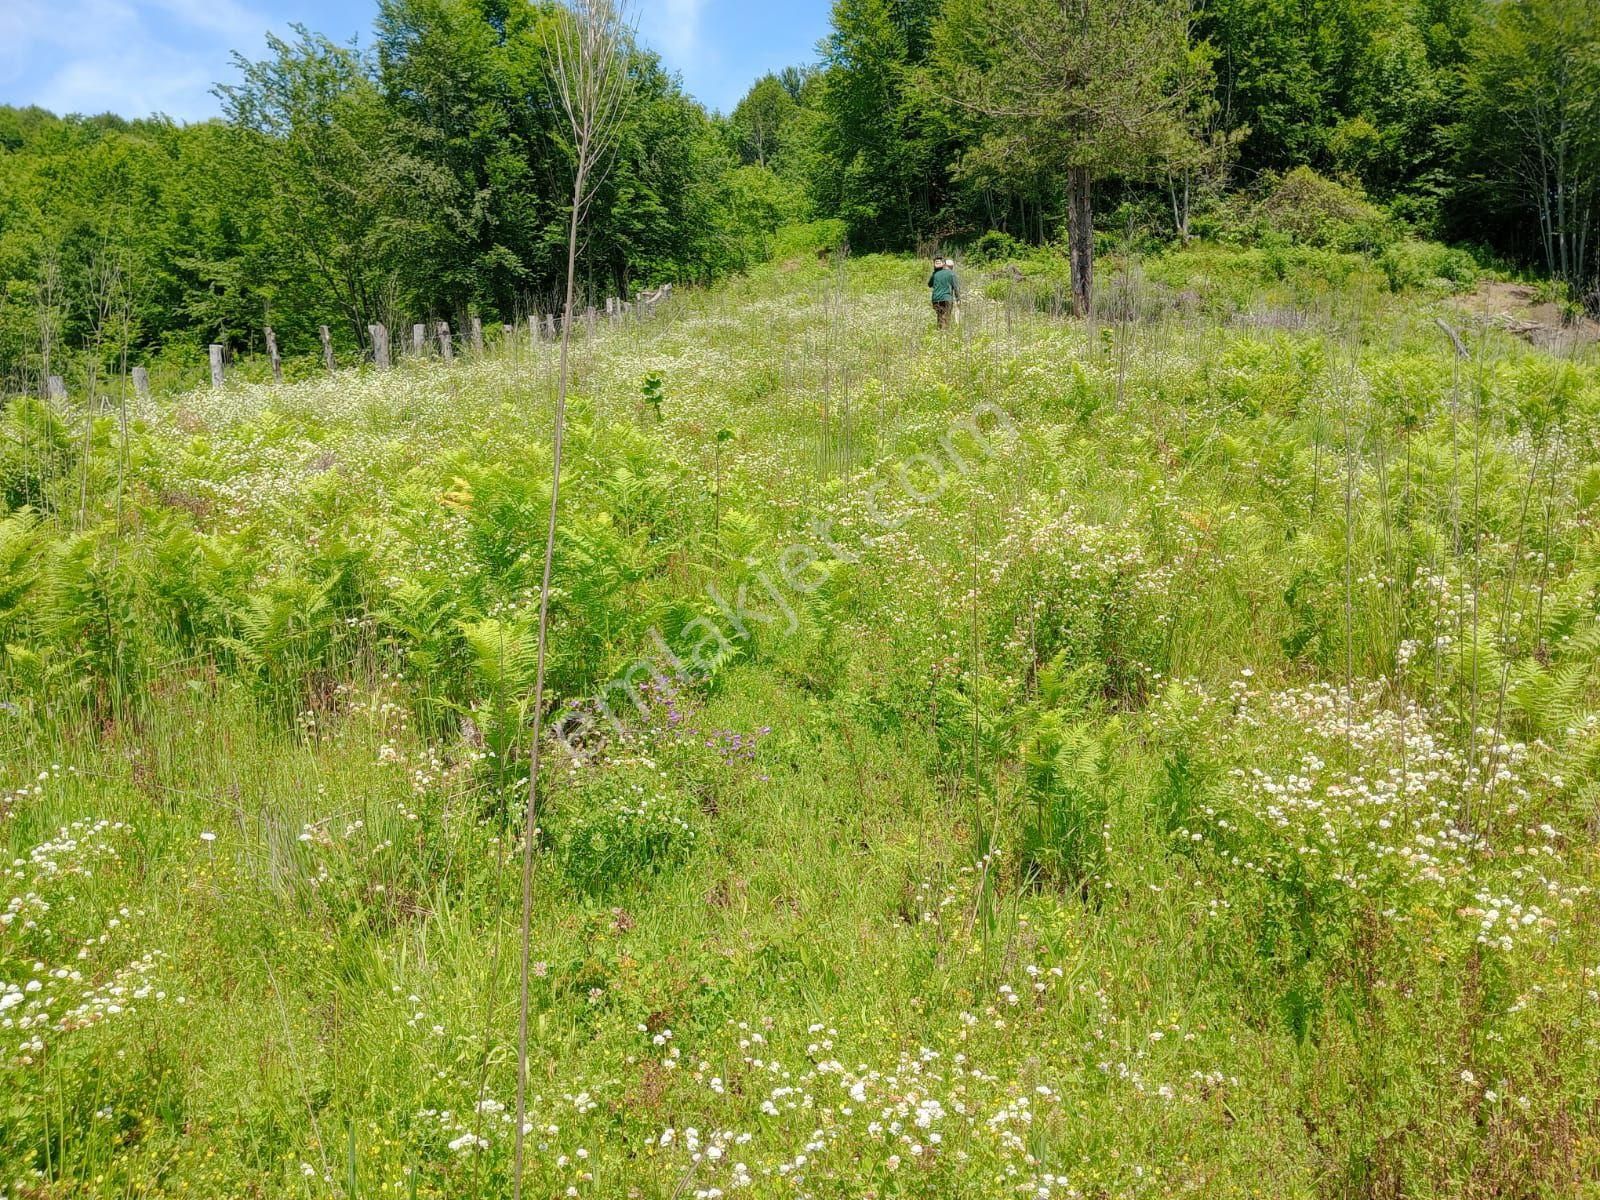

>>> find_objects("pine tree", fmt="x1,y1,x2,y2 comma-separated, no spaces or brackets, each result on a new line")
931,0,1196,313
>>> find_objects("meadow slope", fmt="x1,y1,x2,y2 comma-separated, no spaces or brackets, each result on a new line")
3,249,1600,1198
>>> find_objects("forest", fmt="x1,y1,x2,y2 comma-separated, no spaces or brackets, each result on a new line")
1,0,1597,393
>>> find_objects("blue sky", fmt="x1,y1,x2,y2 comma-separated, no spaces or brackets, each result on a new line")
0,0,832,122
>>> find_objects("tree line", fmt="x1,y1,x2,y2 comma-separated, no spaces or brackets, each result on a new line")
0,0,798,392
738,0,1597,312
1,0,1597,392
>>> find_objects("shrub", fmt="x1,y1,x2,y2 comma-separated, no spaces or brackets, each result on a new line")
546,757,700,895
770,219,848,261
1378,240,1479,292
966,230,1025,265
1256,166,1394,251
979,253,1077,314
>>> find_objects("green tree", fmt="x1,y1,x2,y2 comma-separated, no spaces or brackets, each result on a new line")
1160,42,1244,244
218,28,424,346
1202,0,1479,215
1457,0,1600,295
375,0,743,311
777,65,816,102
375,0,566,318
730,74,798,168
812,0,949,250
931,0,1196,313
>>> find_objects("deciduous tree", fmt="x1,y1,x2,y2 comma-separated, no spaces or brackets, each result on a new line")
1458,0,1600,298
931,0,1197,313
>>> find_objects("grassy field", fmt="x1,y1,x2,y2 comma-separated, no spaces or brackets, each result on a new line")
2,246,1600,1198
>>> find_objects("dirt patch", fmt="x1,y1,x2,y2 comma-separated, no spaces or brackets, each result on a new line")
1452,280,1600,354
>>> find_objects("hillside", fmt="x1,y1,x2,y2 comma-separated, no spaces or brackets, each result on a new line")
3,248,1600,1197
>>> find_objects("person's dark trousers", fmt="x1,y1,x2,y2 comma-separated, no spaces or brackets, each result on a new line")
933,300,952,328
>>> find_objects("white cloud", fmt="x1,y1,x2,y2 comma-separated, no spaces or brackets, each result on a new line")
0,0,266,120
639,0,709,64
36,54,221,122
150,0,267,40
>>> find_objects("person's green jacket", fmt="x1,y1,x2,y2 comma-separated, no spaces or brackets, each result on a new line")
928,266,959,303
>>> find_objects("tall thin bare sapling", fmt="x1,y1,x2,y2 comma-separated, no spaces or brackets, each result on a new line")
513,4,633,1198
27,253,67,512
35,252,65,402
79,248,124,531
113,265,135,553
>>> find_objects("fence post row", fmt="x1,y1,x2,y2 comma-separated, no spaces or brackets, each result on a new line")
199,285,676,382
265,326,282,384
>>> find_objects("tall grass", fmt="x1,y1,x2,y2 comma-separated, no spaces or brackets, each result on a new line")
1,244,1598,1197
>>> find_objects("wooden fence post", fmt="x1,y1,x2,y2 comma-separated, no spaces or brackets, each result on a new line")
265,326,282,383
209,344,225,389
132,366,150,398
435,321,453,364
411,323,426,356
529,315,541,343
46,375,66,399
545,314,557,340
319,325,335,372
585,306,596,336
470,316,483,355
370,324,391,369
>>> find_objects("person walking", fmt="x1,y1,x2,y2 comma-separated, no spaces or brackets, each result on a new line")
928,256,960,329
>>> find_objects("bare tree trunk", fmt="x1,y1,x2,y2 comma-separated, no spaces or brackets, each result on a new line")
1068,165,1094,316
265,326,282,383
1555,113,1570,284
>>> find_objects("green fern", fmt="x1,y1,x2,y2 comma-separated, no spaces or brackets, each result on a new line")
0,396,77,512
215,572,336,712
458,614,540,795
1019,712,1110,894
0,509,42,654
41,525,149,713
1509,660,1593,739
